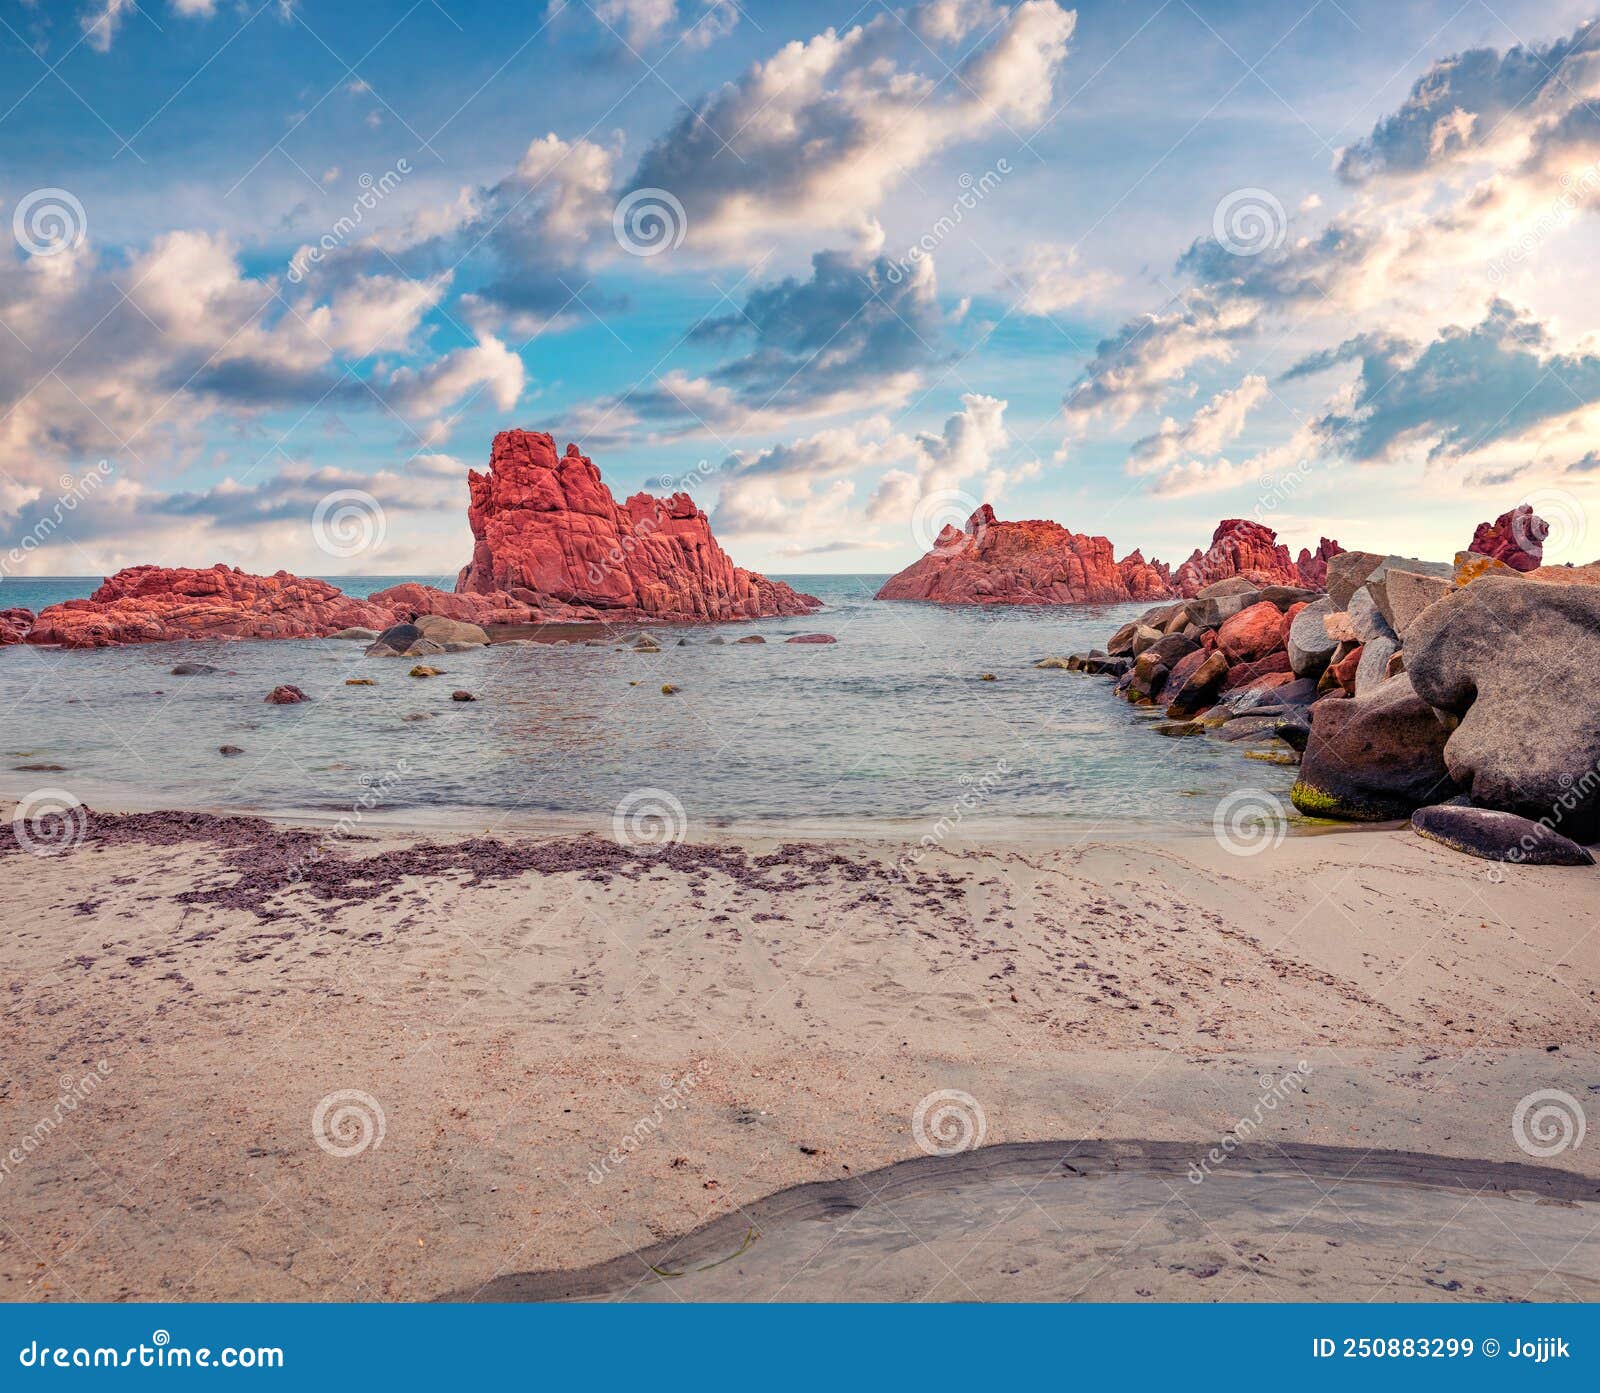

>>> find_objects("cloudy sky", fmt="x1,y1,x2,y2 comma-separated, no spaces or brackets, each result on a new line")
3,0,1600,580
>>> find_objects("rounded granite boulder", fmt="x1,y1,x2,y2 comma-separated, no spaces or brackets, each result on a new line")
1411,804,1594,866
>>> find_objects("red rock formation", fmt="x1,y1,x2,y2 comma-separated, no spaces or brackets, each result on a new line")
27,565,398,649
364,582,540,627
456,430,819,621
875,504,1177,605
1172,519,1343,597
1468,505,1544,571
1294,538,1343,589
0,607,33,645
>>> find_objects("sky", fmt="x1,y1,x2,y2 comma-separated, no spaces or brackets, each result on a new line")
3,0,1600,581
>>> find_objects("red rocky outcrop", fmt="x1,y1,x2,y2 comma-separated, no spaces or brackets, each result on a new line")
0,607,33,645
456,430,819,621
875,504,1176,605
27,565,398,649
1171,519,1344,597
1468,505,1544,571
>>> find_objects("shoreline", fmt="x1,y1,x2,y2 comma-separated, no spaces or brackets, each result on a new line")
0,780,1371,846
2,805,1595,1301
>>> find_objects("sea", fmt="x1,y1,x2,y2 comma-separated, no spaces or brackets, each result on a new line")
0,575,1296,834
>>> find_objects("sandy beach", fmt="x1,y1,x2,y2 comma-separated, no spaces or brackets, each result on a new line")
2,803,1596,1302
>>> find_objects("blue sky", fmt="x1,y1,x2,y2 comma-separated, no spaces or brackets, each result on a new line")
3,0,1600,579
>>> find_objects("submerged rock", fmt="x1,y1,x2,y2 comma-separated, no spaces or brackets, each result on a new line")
1411,804,1593,865
265,685,307,705
171,661,219,675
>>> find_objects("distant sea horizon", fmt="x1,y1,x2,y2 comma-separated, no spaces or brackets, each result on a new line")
1,574,893,614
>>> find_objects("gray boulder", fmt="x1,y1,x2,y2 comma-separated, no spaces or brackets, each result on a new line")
327,627,379,641
1406,576,1600,842
415,614,490,646
1411,805,1594,866
1346,586,1396,644
1353,634,1398,696
1130,624,1165,656
1187,590,1262,629
1258,584,1321,610
1325,551,1386,607
1146,632,1200,668
365,623,445,658
1287,596,1337,677
1291,674,1460,821
1366,558,1452,630
1383,569,1453,635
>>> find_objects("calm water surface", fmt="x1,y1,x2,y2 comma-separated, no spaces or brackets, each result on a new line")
0,576,1293,830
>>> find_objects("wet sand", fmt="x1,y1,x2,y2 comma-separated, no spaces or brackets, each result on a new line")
1,805,1596,1301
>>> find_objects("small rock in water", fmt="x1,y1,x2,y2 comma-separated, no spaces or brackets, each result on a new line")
785,633,837,644
218,745,244,756
14,762,66,771
265,685,307,704
451,690,476,702
661,684,680,695
1034,657,1073,669
735,635,766,644
980,673,997,681
171,662,219,675
1411,804,1595,866
345,678,376,686
409,665,443,678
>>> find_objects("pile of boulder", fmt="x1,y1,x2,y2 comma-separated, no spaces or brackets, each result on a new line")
1056,512,1600,866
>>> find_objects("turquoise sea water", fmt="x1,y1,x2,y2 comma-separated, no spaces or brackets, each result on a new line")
0,575,1295,829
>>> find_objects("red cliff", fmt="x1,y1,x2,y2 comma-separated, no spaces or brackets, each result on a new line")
455,430,819,620
1171,519,1343,596
875,504,1176,605
26,565,397,648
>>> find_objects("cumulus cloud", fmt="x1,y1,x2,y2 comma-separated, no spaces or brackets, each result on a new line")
709,394,1033,547
1294,298,1600,467
1336,21,1600,183
622,0,1075,250
1064,294,1255,424
0,231,521,504
577,247,944,441
1126,374,1268,478
1007,242,1120,315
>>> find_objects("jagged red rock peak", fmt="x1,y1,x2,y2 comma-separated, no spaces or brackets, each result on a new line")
1468,505,1544,571
1171,519,1344,597
455,430,819,620
27,565,398,649
875,504,1177,605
